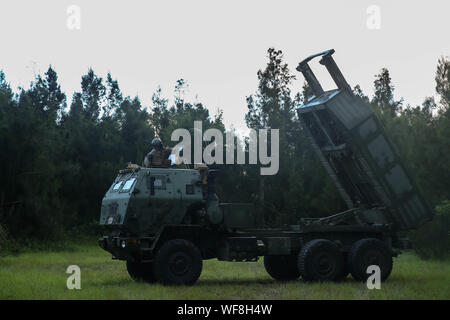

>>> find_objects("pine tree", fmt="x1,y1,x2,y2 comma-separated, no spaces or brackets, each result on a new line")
372,68,402,118
81,68,105,122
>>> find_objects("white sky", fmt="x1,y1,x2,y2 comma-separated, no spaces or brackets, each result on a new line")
0,0,449,133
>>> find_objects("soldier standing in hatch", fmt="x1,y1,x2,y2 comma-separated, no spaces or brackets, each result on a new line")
143,138,172,167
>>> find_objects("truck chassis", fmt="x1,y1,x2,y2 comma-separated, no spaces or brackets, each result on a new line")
98,50,432,285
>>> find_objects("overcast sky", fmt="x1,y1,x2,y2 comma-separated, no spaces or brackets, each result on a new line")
1,0,449,133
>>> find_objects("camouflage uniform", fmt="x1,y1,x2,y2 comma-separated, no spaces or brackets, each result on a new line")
143,138,171,167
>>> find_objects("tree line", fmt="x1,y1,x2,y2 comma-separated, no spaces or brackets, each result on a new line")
0,49,448,257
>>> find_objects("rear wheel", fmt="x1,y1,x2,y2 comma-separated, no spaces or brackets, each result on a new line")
153,239,203,285
348,238,393,282
264,255,300,281
126,261,156,283
298,239,344,282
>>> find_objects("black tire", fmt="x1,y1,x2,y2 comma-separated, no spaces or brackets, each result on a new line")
348,238,393,282
264,255,300,281
126,261,156,283
298,239,344,282
153,239,203,285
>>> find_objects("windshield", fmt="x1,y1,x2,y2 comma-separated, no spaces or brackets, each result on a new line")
121,178,136,191
112,182,122,191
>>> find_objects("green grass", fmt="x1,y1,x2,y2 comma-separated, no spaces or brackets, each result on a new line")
0,241,449,300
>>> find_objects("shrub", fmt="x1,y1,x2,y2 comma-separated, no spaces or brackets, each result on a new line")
411,200,450,259
0,223,8,253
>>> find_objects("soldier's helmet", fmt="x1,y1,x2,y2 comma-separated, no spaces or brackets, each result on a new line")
151,138,163,150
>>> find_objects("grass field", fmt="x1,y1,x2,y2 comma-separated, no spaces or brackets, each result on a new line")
0,240,449,300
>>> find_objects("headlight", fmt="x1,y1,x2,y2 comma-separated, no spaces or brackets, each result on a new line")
120,240,126,248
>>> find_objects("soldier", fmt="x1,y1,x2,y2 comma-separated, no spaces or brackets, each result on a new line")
143,138,171,167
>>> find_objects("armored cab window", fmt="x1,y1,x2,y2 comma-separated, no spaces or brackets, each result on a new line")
121,178,136,192
112,181,122,192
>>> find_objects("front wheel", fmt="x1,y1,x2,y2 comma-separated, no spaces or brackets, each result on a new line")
264,255,300,281
126,261,156,283
153,239,203,285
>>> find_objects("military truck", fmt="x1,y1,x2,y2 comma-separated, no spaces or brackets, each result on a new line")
98,50,433,285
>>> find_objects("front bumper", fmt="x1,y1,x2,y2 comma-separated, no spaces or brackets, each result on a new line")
98,236,155,262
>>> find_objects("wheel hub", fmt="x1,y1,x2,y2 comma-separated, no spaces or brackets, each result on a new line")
314,253,333,275
169,252,191,276
364,249,382,266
